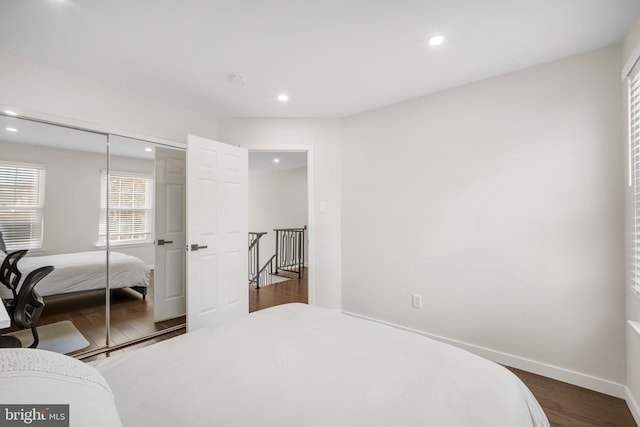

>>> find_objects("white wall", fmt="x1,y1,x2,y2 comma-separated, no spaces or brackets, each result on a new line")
624,14,640,70
217,118,342,309
342,46,625,395
0,140,155,264
249,167,308,268
0,51,217,143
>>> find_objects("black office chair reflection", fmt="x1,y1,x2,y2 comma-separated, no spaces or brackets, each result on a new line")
0,249,28,302
0,265,54,348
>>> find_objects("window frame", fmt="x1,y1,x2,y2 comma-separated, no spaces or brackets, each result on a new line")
629,60,640,296
99,170,154,247
0,160,47,251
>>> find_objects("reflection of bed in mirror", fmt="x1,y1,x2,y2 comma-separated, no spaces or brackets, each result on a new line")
0,251,150,300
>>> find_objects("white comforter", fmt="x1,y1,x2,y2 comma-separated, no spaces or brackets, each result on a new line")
0,348,123,427
0,251,149,298
92,303,550,427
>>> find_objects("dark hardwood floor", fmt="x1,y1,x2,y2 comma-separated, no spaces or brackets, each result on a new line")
0,272,185,355
249,268,308,312
509,367,636,427
79,269,637,426
83,269,308,361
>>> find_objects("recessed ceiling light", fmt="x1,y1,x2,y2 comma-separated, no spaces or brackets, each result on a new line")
273,158,280,163
4,110,17,116
145,147,153,152
428,35,445,46
277,94,289,102
6,127,17,132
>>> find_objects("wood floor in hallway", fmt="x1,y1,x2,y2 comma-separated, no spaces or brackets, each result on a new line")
249,268,308,313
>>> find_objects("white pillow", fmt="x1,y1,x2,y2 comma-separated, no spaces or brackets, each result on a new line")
0,348,122,427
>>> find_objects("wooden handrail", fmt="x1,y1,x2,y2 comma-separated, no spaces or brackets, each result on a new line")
272,227,306,232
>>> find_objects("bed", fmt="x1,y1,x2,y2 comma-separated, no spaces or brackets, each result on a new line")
0,251,150,300
0,304,550,427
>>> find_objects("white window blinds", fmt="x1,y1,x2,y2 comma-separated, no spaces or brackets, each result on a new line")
630,65,640,293
99,171,153,245
0,162,46,250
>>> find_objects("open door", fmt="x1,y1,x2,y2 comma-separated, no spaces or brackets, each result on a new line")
186,135,248,331
154,146,186,322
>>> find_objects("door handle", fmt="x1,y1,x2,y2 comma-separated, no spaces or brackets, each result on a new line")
157,239,174,246
190,244,208,251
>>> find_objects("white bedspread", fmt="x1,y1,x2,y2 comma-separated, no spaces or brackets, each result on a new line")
0,348,123,427
0,251,149,298
92,303,550,427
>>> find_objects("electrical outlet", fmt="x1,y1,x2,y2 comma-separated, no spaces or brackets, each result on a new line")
412,294,422,309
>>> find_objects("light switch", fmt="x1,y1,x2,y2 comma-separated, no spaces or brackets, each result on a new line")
319,201,327,213
412,294,422,309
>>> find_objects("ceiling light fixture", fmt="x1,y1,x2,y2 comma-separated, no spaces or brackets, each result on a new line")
4,110,17,116
277,94,289,102
273,158,280,163
230,74,247,86
145,147,153,152
6,127,17,132
428,35,445,46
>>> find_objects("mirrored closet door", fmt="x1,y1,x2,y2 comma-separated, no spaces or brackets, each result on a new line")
0,114,186,357
0,114,109,355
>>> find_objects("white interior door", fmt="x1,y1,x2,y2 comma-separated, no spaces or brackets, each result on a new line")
186,134,248,331
154,147,187,322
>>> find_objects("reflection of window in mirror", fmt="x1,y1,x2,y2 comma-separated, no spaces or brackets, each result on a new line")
99,171,154,246
0,161,46,250
0,115,108,255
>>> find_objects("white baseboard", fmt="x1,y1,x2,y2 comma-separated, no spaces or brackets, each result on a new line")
626,387,640,425
342,310,626,398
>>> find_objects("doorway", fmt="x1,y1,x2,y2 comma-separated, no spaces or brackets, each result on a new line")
246,146,313,311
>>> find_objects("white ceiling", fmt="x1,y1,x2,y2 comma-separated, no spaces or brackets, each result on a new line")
249,151,307,175
0,0,638,118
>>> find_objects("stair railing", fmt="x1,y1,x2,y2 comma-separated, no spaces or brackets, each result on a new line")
254,254,277,289
248,232,266,286
274,226,306,278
